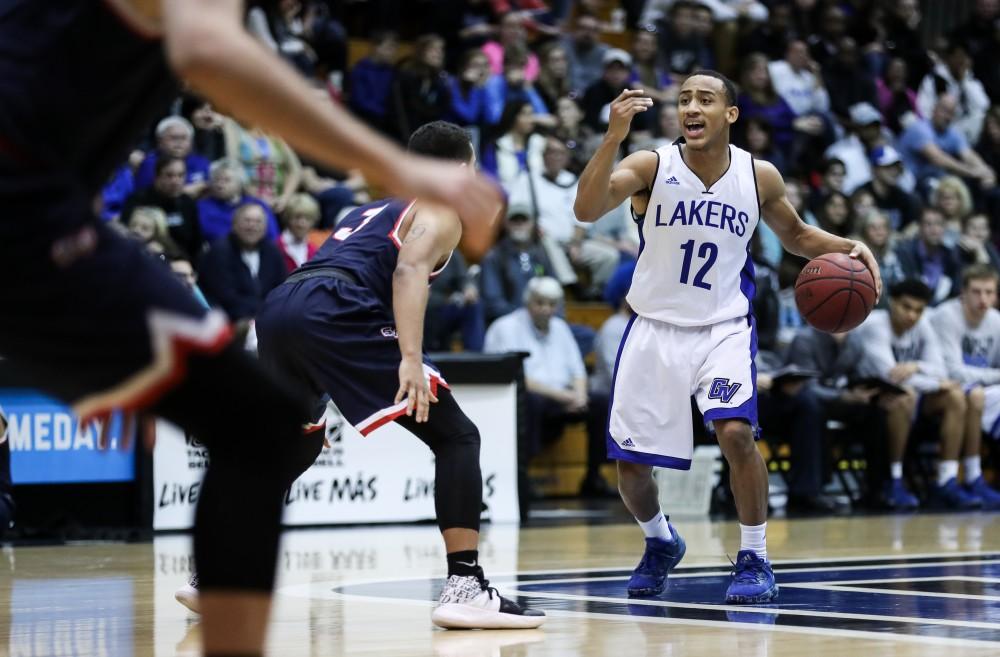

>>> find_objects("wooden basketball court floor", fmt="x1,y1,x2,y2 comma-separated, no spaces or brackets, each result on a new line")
4,512,1000,656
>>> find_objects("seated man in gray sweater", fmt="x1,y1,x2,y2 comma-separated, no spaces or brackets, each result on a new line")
929,264,1000,508
855,279,982,509
786,326,915,509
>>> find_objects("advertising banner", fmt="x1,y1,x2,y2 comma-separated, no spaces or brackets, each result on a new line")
0,390,134,485
153,383,519,530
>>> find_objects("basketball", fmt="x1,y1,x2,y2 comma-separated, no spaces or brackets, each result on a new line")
794,253,877,332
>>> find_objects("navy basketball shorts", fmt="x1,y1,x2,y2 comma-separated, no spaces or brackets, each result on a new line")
0,207,231,422
256,276,448,436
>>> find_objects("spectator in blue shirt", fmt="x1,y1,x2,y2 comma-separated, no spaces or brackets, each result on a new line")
100,160,138,222
134,116,212,196
897,94,996,195
446,49,491,141
348,30,398,132
483,47,550,126
197,159,279,244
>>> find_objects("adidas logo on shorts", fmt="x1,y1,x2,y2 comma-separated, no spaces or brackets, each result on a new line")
622,437,636,448
664,176,679,185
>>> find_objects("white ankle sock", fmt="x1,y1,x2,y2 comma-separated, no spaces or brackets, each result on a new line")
637,511,673,542
938,460,960,486
963,456,982,483
890,462,903,480
740,523,767,561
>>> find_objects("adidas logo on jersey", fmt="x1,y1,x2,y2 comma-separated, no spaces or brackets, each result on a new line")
621,437,636,448
664,176,680,185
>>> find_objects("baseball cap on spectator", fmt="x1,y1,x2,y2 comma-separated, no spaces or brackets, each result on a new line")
506,203,534,222
849,102,882,126
870,145,902,168
603,48,633,68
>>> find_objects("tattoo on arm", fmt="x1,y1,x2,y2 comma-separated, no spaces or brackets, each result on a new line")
404,224,427,243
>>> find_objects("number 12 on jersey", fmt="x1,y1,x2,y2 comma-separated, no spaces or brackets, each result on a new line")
678,240,718,290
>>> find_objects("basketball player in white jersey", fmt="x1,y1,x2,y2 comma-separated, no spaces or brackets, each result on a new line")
575,71,882,603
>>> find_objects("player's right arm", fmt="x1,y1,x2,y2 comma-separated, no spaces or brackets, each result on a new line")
574,90,656,223
159,0,502,247
392,206,462,423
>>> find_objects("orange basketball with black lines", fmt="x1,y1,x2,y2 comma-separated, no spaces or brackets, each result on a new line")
794,253,876,333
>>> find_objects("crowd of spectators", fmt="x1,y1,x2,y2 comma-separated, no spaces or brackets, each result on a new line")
97,0,1000,508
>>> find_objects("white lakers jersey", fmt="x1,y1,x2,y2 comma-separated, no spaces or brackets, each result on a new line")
626,143,760,327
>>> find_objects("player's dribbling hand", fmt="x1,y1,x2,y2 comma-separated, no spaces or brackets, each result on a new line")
607,89,653,144
395,358,439,424
848,240,882,302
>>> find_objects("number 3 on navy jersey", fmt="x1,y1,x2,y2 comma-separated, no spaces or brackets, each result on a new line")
332,204,388,241
679,240,717,290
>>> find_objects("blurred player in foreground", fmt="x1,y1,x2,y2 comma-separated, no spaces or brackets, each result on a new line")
0,1,501,655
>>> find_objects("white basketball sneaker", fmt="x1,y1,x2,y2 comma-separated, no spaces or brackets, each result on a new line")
174,574,200,613
431,569,546,630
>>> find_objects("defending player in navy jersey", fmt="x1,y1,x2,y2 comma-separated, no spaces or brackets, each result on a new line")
574,73,882,603
251,121,545,630
0,1,501,655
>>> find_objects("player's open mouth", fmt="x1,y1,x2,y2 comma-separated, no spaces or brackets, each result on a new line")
684,121,705,138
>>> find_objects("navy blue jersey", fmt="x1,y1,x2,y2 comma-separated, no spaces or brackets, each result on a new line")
300,198,451,311
0,1,177,194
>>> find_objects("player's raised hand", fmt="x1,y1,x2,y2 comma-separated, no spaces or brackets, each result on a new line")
849,240,882,302
395,358,439,424
607,89,653,143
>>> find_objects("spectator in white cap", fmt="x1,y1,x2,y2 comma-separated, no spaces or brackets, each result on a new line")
581,48,649,134
134,116,212,196
856,145,924,232
825,102,911,194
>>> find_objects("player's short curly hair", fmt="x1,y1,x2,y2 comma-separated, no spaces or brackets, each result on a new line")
889,279,933,303
686,69,738,107
407,121,474,163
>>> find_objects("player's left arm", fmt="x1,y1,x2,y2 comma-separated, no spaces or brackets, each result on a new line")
755,159,882,300
392,206,462,422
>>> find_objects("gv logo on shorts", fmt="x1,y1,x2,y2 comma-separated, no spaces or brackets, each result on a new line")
707,378,741,403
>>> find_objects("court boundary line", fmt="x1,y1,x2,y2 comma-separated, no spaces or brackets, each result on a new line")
274,584,1000,649
275,550,1000,647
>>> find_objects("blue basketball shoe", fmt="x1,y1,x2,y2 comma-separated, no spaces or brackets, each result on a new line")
627,525,686,597
965,477,1000,510
883,479,919,510
725,550,778,604
931,477,982,510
